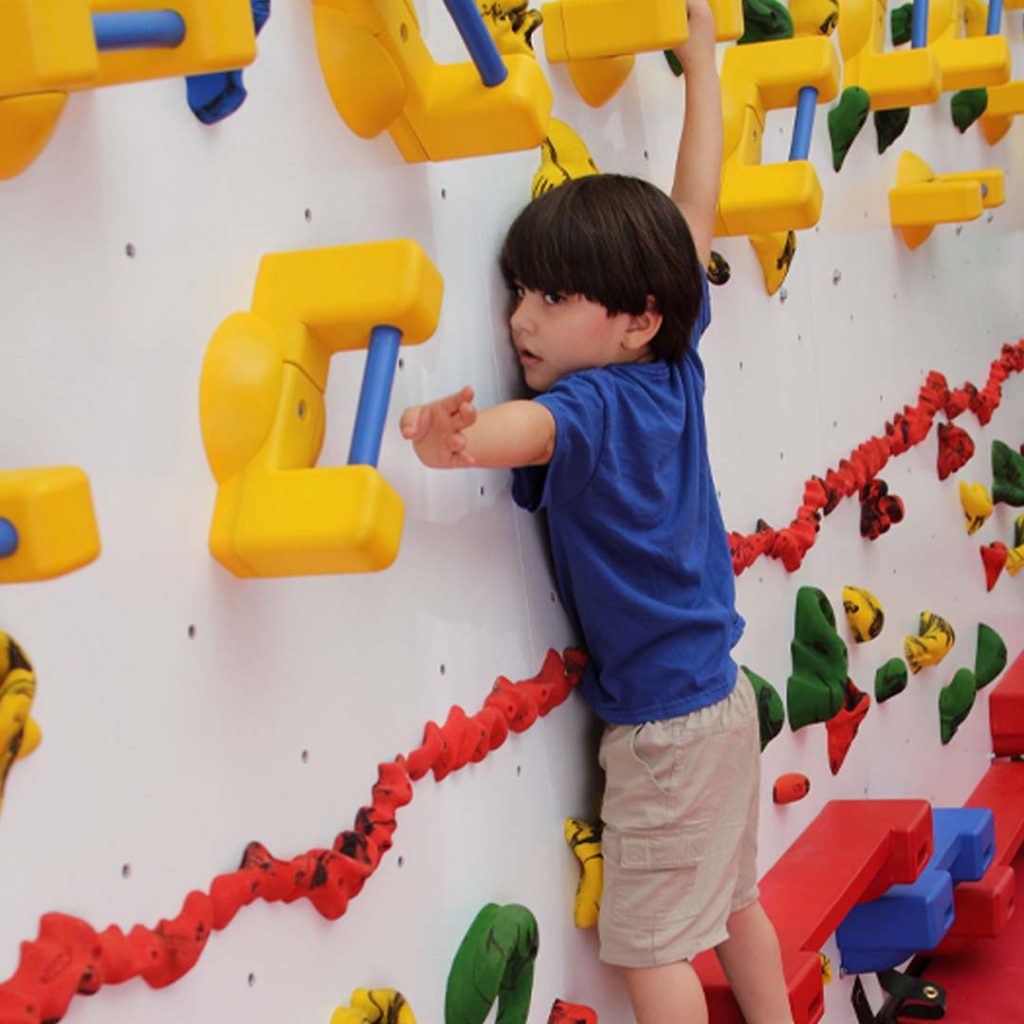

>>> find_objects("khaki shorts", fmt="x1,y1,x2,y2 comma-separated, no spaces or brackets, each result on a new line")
597,669,761,968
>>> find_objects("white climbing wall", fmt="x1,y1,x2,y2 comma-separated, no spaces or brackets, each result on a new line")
1,3,1024,1023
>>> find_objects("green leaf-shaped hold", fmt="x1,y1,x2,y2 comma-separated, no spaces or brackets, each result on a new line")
975,623,1008,690
829,87,870,171
952,89,988,133
875,107,911,153
787,587,849,731
891,2,914,44
940,668,977,745
875,658,909,703
446,903,538,1024
743,666,786,750
992,440,1024,506
738,0,794,43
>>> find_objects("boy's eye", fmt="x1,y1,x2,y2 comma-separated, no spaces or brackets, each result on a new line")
543,291,565,305
512,285,525,301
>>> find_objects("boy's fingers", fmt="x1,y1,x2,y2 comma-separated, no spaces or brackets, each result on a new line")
399,406,420,437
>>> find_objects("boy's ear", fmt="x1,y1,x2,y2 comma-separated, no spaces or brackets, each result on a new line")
623,295,663,351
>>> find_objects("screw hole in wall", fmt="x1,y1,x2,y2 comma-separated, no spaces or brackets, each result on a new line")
121,864,131,879
247,973,256,988
397,855,404,868
516,765,522,777
125,243,136,258
304,208,312,222
398,358,405,370
439,664,446,676
301,749,309,763
441,187,447,199
187,624,196,639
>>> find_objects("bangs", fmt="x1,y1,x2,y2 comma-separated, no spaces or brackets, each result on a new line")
499,179,650,316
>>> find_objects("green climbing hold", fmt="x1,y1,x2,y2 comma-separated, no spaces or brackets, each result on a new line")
708,250,732,286
875,108,910,153
743,666,786,750
829,87,870,171
951,89,988,133
446,904,538,1024
738,0,794,44
939,668,977,745
891,3,914,45
992,440,1024,506
875,658,909,703
787,587,849,731
975,623,1008,690
664,49,684,77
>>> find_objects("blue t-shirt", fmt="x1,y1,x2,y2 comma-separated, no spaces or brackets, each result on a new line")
511,278,744,724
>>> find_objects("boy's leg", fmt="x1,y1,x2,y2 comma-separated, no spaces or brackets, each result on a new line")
714,899,794,1024
621,961,708,1024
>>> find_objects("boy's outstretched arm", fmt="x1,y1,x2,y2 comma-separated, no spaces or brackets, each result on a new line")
670,0,722,267
400,386,555,469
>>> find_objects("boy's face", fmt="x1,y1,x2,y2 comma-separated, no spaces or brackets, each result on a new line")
508,286,647,392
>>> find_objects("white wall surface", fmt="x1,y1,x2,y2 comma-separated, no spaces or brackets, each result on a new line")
1,3,1023,1023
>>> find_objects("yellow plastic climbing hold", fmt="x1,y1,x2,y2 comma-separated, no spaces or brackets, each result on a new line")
0,468,100,583
839,0,943,109
331,989,416,1023
532,118,599,197
959,481,993,534
0,634,38,818
791,0,839,36
565,817,603,929
889,151,1004,249
842,586,885,644
312,0,552,161
0,0,256,178
749,231,796,295
710,0,746,40
476,1,543,56
541,0,687,61
978,81,1024,144
928,0,1010,92
716,37,840,236
904,611,956,674
200,241,443,577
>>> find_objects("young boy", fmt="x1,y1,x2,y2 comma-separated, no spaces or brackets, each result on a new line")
400,2,793,1021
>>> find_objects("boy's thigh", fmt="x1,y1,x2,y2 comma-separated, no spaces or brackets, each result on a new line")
597,672,761,967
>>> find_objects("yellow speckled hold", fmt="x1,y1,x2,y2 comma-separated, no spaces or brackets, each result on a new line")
790,0,838,36
959,481,993,534
565,817,603,928
842,586,885,643
904,611,956,674
331,989,416,1023
532,118,600,198
0,632,38,818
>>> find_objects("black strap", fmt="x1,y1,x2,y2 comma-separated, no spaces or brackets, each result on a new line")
850,969,946,1023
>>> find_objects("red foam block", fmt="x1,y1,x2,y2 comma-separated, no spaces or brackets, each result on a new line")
695,800,933,1024
990,650,1024,758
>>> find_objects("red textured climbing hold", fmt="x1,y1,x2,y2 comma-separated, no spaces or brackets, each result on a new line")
937,422,976,480
825,680,871,775
773,773,811,804
0,648,585,1024
548,998,598,1022
860,479,905,540
981,542,1009,592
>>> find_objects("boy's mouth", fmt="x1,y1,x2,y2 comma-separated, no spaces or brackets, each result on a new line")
518,347,540,365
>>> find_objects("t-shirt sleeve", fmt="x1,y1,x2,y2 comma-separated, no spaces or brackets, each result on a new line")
511,375,606,511
690,270,712,351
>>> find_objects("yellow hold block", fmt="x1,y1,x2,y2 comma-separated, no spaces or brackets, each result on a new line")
331,989,416,1024
840,0,943,109
541,0,688,61
889,150,1004,249
0,0,256,178
200,241,443,578
0,467,100,583
710,0,745,41
716,36,840,236
980,80,1024,144
927,0,1010,91
312,0,551,162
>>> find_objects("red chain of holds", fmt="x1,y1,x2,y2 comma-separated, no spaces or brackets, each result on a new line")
0,648,586,1024
728,340,1024,575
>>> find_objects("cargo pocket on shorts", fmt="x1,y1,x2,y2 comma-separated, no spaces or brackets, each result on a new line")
608,820,709,926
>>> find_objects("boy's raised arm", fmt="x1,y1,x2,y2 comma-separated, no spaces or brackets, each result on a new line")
670,0,723,267
401,386,555,469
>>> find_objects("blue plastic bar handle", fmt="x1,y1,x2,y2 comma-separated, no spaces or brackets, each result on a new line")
348,326,403,468
987,0,1004,34
92,11,186,51
911,0,930,48
789,86,818,161
0,519,18,559
441,0,508,87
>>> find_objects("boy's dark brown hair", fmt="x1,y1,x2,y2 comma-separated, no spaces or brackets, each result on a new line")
499,174,705,363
